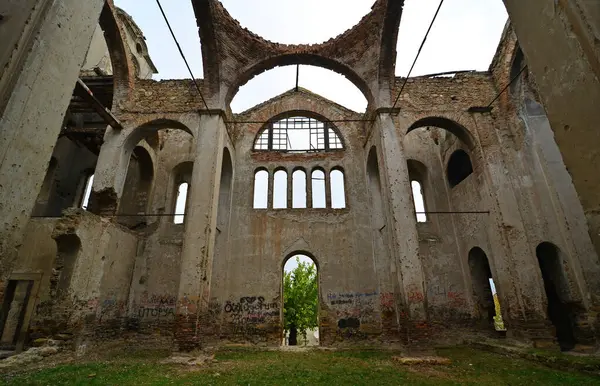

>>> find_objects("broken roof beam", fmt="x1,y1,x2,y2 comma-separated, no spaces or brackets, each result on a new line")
74,78,123,130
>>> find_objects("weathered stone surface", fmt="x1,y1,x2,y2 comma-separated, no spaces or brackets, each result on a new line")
0,0,599,356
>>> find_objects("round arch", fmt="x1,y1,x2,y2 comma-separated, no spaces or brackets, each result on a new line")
282,251,320,273
226,54,375,108
407,117,476,150
99,2,134,104
253,111,346,152
124,118,194,153
407,159,427,180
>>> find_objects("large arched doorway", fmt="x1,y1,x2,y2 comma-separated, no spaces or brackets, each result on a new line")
468,247,505,331
536,242,576,351
282,253,319,346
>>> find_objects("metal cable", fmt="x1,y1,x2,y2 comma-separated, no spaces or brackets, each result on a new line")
155,0,211,114
391,0,445,113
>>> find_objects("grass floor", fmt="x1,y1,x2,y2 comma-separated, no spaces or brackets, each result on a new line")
2,346,599,385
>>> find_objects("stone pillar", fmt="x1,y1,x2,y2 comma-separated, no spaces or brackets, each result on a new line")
377,113,426,328
503,0,600,258
472,113,551,343
87,127,129,216
175,114,226,350
0,1,104,279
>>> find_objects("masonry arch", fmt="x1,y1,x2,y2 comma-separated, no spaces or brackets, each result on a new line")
215,148,234,262
98,2,134,104
468,247,497,328
52,234,82,300
118,145,154,228
536,242,577,351
253,111,345,152
407,117,476,150
90,118,193,216
227,54,375,109
282,251,320,346
124,119,194,154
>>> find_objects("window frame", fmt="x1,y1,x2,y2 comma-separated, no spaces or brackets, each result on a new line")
253,116,345,153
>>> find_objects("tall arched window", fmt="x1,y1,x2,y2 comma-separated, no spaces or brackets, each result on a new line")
273,169,288,209
173,182,188,224
80,174,94,211
292,169,307,208
330,169,346,209
407,160,428,222
254,116,344,153
311,169,326,208
447,149,473,187
411,181,426,222
253,169,269,209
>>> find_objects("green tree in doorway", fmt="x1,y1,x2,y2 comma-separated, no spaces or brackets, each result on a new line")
283,257,318,345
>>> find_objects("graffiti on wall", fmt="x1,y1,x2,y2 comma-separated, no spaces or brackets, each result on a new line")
326,290,380,340
429,284,466,307
406,285,425,303
136,292,177,319
223,296,279,339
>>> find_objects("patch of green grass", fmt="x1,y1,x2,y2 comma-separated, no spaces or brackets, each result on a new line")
3,347,599,385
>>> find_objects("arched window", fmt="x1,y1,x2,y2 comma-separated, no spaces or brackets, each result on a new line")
411,181,426,222
254,116,343,152
311,169,326,208
273,170,288,209
292,170,307,208
447,150,473,187
80,174,94,210
173,182,188,224
330,169,346,209
407,160,428,222
253,169,269,209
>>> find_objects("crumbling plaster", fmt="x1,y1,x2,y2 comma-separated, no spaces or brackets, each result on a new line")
1,0,600,353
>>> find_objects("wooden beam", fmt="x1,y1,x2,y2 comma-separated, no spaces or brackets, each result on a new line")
74,78,122,130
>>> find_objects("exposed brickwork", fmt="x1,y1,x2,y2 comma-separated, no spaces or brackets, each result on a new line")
3,0,600,357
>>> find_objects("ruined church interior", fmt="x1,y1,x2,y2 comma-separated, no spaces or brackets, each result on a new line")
1,0,600,367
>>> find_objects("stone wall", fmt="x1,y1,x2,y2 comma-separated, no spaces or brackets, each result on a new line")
2,0,600,354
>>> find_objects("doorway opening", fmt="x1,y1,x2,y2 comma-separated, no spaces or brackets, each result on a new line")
468,247,505,331
536,242,576,351
282,254,319,346
0,280,34,351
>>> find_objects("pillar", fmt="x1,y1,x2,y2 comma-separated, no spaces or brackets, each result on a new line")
471,112,551,343
503,0,600,258
87,126,130,216
175,114,226,350
377,113,427,329
0,0,104,281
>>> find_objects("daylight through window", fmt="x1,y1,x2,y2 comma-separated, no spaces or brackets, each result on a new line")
174,182,188,224
273,170,288,209
411,181,426,222
253,169,269,209
292,170,307,208
311,169,326,208
80,174,94,210
254,117,343,152
330,169,346,209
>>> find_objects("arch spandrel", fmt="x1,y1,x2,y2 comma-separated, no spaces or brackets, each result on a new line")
192,0,404,108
